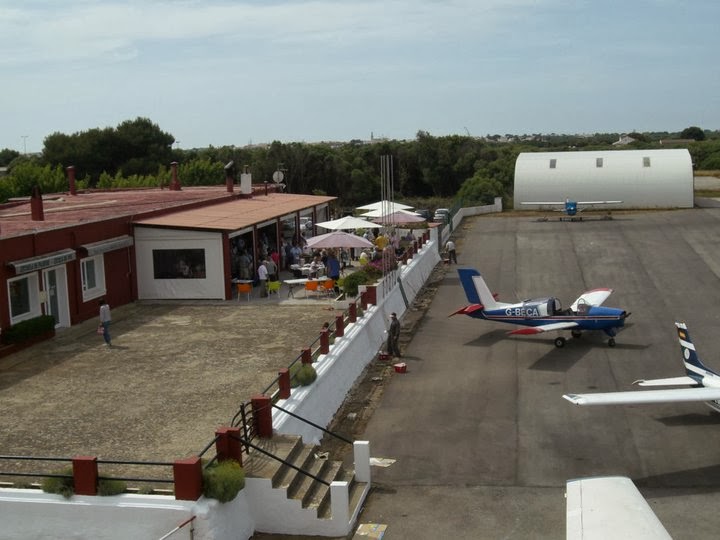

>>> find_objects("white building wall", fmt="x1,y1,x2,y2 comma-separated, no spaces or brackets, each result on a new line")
514,149,694,208
134,227,225,300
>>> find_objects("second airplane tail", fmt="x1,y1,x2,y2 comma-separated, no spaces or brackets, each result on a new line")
457,268,505,310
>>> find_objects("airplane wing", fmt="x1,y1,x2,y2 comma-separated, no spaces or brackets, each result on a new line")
566,476,671,540
635,376,698,387
570,288,613,311
563,387,720,406
576,200,623,205
508,321,579,335
520,201,565,206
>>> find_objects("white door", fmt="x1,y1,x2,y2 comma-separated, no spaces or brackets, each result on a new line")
42,266,70,328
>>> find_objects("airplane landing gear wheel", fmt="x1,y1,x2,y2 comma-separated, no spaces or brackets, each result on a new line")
554,337,566,348
571,329,582,338
608,338,616,347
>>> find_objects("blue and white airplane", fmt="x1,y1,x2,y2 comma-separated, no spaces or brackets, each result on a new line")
521,198,622,221
452,269,630,347
564,322,720,413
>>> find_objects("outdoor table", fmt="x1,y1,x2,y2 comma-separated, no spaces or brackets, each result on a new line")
283,277,331,298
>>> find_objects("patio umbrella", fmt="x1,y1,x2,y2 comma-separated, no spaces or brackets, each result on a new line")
371,210,427,225
356,200,414,212
316,215,382,231
305,231,374,249
360,207,422,218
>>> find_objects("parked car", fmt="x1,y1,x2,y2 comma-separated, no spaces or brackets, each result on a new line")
415,209,432,220
433,208,450,222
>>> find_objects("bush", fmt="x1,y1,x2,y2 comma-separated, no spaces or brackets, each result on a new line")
341,271,369,297
202,459,245,503
289,363,318,387
98,478,127,496
1,315,55,344
42,468,74,499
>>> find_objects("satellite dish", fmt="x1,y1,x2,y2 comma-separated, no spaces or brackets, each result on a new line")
272,170,284,183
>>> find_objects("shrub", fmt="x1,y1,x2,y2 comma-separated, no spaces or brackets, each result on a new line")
98,478,127,496
289,362,318,387
42,468,74,499
202,459,245,503
1,315,55,344
341,271,369,297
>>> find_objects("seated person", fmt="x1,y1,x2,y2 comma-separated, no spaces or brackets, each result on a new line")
309,256,322,278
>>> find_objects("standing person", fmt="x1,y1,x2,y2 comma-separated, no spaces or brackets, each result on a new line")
98,298,112,347
445,239,457,264
387,312,401,358
326,250,341,293
258,260,269,297
265,255,278,282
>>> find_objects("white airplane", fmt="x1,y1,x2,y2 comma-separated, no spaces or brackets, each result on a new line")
566,476,671,539
564,322,720,412
521,198,622,221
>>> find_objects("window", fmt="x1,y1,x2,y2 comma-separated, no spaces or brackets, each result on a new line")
81,255,106,301
549,159,557,169
152,249,206,279
643,157,651,167
596,158,603,168
8,274,40,323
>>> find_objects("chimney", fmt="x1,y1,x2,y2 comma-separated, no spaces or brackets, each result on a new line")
224,161,235,193
169,161,181,191
67,165,77,195
239,165,252,195
30,185,45,221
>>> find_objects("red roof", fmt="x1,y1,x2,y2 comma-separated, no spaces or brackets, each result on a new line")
0,187,335,238
134,192,335,231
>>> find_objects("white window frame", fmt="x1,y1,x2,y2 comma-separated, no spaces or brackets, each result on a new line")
7,273,41,325
80,254,107,302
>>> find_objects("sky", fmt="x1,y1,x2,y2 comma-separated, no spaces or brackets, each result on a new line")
1,0,719,154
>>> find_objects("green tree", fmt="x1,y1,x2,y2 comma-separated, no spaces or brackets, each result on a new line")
457,173,504,205
681,126,705,141
0,148,20,166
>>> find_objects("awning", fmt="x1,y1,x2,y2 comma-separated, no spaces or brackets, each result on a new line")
80,235,134,256
8,249,77,274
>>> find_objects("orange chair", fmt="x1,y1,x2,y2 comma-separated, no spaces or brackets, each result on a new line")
236,282,252,301
304,280,319,298
322,279,335,298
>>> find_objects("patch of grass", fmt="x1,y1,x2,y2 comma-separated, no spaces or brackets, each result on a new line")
98,478,127,496
290,362,318,387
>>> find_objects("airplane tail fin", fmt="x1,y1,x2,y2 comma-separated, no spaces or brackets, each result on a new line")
676,322,716,376
457,269,502,310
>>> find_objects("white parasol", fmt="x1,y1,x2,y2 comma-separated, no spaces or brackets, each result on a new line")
316,215,382,231
372,210,427,224
305,231,374,249
356,200,414,212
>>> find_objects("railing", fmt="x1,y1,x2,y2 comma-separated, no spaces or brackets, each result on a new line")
158,516,196,540
0,454,175,489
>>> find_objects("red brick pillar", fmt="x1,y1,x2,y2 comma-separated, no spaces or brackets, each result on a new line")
67,165,77,195
348,302,357,322
365,285,377,306
413,240,419,252
335,315,344,337
360,291,368,310
170,161,181,191
251,394,273,438
72,456,98,496
301,347,312,364
173,456,202,500
320,329,330,354
278,368,291,399
215,427,243,465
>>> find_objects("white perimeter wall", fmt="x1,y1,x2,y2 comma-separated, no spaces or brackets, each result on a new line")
514,149,693,208
135,227,226,300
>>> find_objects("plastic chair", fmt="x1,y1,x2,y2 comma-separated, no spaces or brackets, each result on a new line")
236,282,252,301
267,280,281,296
322,279,335,298
304,280,319,298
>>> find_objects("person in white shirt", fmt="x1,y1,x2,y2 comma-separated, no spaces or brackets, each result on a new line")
258,260,269,297
98,298,112,347
445,240,457,264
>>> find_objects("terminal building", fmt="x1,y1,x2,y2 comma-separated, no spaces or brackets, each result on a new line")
0,166,334,333
514,148,694,209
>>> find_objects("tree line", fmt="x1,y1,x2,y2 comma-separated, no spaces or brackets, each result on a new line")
1,118,719,209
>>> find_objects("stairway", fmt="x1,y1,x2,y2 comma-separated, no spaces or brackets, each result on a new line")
243,433,369,537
